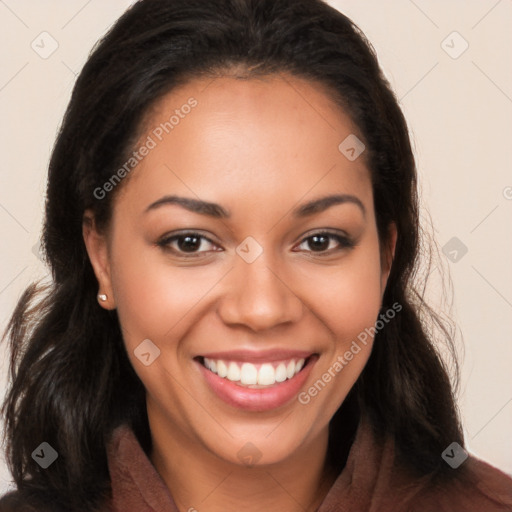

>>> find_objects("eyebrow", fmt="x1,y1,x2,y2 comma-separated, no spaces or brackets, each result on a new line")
144,193,366,219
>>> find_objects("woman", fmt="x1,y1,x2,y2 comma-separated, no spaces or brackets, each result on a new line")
1,0,511,510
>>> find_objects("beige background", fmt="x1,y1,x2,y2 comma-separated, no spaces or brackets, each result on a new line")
1,0,511,494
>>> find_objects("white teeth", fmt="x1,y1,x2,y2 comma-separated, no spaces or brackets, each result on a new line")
286,360,295,379
202,357,308,386
275,363,287,383
217,359,228,377
227,361,241,382
240,363,258,385
257,363,275,385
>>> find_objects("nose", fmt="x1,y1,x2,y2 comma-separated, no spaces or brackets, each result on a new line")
216,253,304,332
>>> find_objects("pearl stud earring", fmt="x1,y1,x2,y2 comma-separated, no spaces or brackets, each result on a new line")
97,293,108,302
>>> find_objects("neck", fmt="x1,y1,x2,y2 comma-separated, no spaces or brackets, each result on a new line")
149,414,339,512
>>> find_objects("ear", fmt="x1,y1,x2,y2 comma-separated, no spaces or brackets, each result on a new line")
82,209,116,310
380,222,397,297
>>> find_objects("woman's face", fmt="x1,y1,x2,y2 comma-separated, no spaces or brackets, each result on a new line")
84,73,396,466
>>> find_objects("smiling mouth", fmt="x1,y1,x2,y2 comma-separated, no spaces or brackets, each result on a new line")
196,355,315,388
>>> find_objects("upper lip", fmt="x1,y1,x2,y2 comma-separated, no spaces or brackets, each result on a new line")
196,349,315,363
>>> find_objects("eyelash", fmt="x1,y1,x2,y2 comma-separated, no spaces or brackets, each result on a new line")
156,230,355,258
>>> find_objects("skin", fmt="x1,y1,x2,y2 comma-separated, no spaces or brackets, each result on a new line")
83,73,396,512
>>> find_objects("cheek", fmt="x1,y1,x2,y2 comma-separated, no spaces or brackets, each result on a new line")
302,238,384,346
296,250,382,427
314,239,384,412
108,234,220,349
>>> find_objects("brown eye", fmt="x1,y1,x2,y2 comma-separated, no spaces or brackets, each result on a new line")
175,234,202,252
296,231,354,255
157,232,219,257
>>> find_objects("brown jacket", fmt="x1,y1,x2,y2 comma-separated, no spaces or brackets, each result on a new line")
2,418,512,511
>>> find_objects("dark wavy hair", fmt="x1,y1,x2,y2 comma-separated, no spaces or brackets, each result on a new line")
1,0,464,510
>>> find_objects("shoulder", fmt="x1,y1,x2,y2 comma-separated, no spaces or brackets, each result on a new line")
413,455,512,511
0,491,112,512
0,492,36,512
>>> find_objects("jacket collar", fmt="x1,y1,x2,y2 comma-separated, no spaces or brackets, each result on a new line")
105,416,423,511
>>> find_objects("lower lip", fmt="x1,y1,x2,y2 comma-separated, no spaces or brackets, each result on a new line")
196,356,317,412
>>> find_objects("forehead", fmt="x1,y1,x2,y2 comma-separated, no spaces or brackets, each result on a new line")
114,73,372,221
